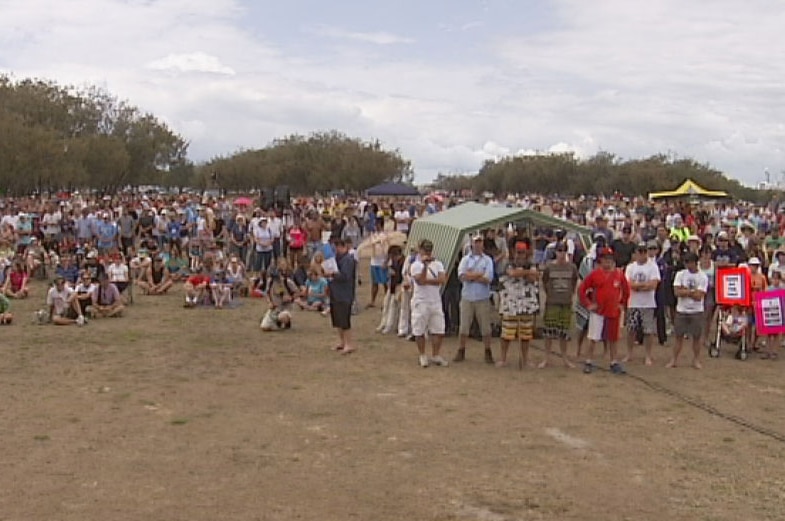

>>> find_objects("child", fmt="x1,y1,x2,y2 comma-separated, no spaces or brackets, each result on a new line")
299,269,329,311
721,305,748,339
748,257,767,350
760,271,782,360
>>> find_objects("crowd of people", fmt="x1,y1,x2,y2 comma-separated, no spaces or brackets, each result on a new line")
1,189,784,373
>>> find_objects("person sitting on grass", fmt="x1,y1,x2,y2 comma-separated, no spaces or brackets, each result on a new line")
225,256,248,297
184,267,211,307
298,269,329,311
0,292,13,324
260,262,299,331
3,260,29,299
46,276,86,326
75,269,97,315
166,248,190,282
88,273,125,318
137,254,173,295
210,269,232,309
106,253,130,297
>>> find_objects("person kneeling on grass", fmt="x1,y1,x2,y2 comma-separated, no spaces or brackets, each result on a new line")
87,273,125,318
184,268,211,307
0,293,13,324
46,276,86,326
260,266,299,331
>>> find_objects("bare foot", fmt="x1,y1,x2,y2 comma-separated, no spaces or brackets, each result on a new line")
495,360,508,368
692,360,702,370
665,359,677,368
341,348,356,355
644,358,654,367
563,359,576,369
538,360,549,369
621,355,631,363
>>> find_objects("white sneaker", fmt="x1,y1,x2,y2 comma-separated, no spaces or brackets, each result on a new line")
76,315,85,326
430,355,449,367
418,354,429,368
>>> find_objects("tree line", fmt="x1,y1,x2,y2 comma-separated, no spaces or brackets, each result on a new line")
431,152,773,203
198,131,414,194
0,75,193,195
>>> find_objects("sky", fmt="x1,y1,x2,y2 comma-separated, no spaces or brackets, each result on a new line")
1,0,784,185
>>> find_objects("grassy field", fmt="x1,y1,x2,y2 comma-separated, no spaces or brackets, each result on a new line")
3,277,785,521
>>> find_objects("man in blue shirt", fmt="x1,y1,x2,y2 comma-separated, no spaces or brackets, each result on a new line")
454,234,495,363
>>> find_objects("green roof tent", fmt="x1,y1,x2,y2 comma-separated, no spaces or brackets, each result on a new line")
407,202,592,277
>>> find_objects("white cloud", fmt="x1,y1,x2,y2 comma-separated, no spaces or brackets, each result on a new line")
147,52,236,75
306,24,415,45
1,0,783,186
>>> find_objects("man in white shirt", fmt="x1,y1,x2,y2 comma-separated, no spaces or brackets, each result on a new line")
47,276,86,326
667,252,709,369
267,210,283,260
624,243,661,366
394,204,411,234
410,239,447,368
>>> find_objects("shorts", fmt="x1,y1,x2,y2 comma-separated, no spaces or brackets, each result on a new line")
543,304,572,339
370,265,388,285
501,314,535,341
411,301,445,337
330,301,352,330
674,312,703,338
626,308,656,335
458,299,492,337
587,312,621,342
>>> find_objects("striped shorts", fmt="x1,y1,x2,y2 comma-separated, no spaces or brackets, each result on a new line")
501,314,535,341
543,304,572,339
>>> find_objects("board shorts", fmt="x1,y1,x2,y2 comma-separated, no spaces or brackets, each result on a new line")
411,301,445,337
370,265,388,285
674,312,703,338
626,308,656,335
501,314,535,341
587,312,621,342
543,304,572,339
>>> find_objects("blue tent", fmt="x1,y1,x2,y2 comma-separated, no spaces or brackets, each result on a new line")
365,182,420,197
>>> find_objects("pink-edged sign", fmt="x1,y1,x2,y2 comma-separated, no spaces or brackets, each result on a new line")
754,289,785,336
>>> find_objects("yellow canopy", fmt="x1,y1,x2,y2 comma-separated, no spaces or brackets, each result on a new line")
648,179,729,200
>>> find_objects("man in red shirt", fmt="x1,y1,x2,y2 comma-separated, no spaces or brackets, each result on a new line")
578,247,630,374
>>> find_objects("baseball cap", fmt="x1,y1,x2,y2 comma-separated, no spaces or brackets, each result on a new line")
472,234,484,242
687,235,701,243
599,247,615,258
636,242,647,251
515,241,528,252
749,257,762,265
646,240,659,249
717,231,729,240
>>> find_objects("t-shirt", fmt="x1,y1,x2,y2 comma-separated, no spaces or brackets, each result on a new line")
47,286,75,315
410,259,445,305
394,210,410,232
673,269,709,314
625,261,660,309
305,277,328,304
542,261,578,305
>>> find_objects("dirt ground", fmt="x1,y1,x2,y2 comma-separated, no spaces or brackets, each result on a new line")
3,274,785,521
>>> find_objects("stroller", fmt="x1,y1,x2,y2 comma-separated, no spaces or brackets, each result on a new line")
710,304,749,360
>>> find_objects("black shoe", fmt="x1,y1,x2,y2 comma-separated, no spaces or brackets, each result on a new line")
583,361,594,374
484,349,495,364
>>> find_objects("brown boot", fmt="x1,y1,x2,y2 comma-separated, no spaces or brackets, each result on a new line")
453,348,466,362
484,349,495,364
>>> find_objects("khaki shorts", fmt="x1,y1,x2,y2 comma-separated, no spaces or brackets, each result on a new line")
501,314,535,341
458,299,492,337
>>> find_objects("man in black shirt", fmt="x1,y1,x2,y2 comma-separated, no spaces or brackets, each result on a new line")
611,226,636,268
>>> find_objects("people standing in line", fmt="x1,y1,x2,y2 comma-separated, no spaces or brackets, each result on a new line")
409,239,447,368
453,235,495,364
328,239,357,355
540,241,578,368
578,247,630,375
624,243,661,366
667,252,709,369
